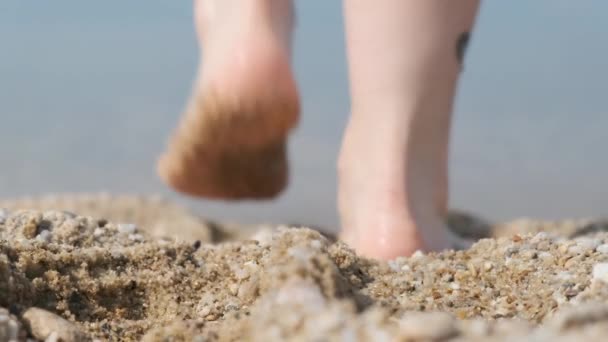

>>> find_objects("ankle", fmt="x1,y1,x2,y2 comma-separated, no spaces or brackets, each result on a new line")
196,0,294,47
338,118,449,224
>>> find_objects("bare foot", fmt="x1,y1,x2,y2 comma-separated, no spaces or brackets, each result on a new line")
338,0,479,259
337,116,454,260
158,0,299,199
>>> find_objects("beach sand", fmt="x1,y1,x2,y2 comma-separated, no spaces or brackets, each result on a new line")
2,194,608,341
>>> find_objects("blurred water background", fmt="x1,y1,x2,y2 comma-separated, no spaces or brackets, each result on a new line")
1,1,607,228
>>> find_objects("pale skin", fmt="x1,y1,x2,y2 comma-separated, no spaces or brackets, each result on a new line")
159,0,480,260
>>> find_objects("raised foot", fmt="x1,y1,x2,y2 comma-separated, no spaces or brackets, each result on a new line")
158,84,298,199
158,1,299,200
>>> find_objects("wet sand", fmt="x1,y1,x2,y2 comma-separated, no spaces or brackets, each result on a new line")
2,194,608,341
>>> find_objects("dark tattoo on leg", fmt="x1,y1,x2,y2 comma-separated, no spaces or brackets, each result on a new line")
456,32,470,66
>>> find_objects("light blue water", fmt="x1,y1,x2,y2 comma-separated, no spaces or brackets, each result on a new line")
1,1,608,228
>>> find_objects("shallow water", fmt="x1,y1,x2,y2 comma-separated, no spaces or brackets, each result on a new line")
1,0,608,228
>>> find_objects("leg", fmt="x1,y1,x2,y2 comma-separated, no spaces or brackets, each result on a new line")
158,0,299,199
339,0,480,259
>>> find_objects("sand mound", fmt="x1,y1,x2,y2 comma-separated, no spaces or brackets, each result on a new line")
0,194,215,244
2,195,608,341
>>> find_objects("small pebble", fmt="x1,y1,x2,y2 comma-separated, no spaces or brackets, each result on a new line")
110,250,123,259
596,244,608,255
538,252,554,260
567,245,584,255
592,263,608,283
232,267,249,280
61,211,78,218
552,292,568,305
556,271,573,281
466,319,491,336
46,331,60,342
250,228,274,247
574,237,601,251
411,250,425,258
287,246,313,262
388,261,400,272
275,283,326,309
229,283,239,296
224,302,240,312
22,308,89,342
0,308,20,342
558,243,571,254
128,234,144,242
399,312,457,340
117,223,137,234
0,208,8,224
530,232,550,243
35,230,52,243
521,249,538,260
198,306,211,317
548,302,608,331
310,239,323,250
93,228,105,237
